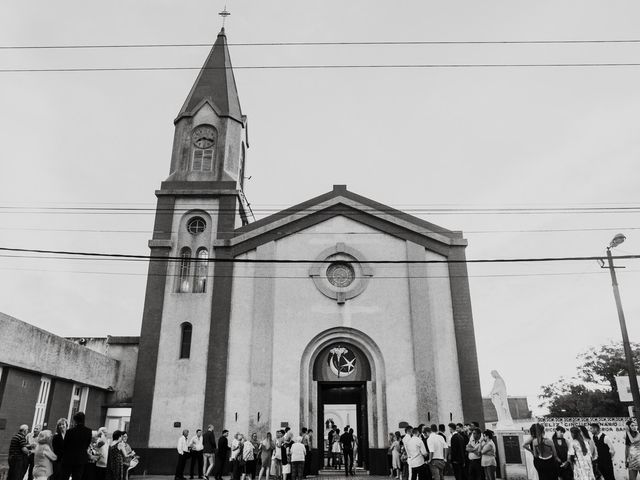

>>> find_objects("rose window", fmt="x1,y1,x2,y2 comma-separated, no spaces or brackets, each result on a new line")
326,262,355,288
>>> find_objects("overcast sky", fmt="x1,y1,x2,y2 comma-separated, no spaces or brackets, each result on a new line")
1,1,639,415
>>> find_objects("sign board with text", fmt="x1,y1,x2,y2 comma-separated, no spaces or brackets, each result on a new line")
615,376,640,402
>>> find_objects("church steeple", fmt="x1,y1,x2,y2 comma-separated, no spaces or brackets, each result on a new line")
176,28,242,124
167,28,248,189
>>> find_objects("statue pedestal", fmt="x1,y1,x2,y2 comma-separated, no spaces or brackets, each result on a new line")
494,429,529,480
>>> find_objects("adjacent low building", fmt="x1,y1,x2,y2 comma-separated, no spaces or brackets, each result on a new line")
0,312,138,465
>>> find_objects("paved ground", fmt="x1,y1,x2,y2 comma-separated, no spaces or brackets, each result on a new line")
130,475,455,480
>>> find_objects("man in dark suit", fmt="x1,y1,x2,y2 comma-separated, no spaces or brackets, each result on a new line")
62,412,93,480
339,427,354,476
213,430,229,480
448,423,466,480
203,425,217,479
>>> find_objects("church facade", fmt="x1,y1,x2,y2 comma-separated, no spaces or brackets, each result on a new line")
129,28,483,474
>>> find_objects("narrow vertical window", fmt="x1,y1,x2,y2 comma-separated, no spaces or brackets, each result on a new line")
192,150,203,171
179,322,192,359
192,149,214,172
179,247,192,293
193,248,208,293
32,376,51,431
202,150,214,171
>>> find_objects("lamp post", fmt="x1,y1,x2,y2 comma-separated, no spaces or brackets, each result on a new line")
606,234,640,424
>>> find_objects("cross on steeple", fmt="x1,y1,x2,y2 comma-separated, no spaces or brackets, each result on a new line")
219,5,230,28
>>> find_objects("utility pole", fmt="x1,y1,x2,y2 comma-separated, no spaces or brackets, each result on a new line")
606,234,640,424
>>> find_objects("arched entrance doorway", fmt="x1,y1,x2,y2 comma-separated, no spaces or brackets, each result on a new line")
299,327,388,475
314,343,370,471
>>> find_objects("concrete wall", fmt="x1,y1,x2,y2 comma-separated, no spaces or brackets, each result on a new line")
45,379,74,428
0,313,118,390
0,368,41,448
224,216,464,445
65,336,139,405
106,339,139,405
148,197,219,447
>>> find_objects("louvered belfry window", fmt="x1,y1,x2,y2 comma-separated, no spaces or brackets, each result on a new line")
192,149,214,172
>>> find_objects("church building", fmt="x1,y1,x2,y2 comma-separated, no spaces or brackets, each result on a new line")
129,28,483,474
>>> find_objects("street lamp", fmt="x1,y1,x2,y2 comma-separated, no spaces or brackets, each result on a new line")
605,234,640,424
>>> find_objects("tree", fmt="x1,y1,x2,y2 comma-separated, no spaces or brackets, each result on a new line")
577,342,640,393
539,378,626,417
539,341,640,417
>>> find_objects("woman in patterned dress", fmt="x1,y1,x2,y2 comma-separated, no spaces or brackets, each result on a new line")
106,430,126,480
626,420,640,480
567,427,594,480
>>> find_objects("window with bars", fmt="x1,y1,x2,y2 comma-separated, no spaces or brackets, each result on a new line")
178,248,192,293
179,323,192,359
32,377,51,430
193,248,208,293
67,385,88,422
192,149,214,172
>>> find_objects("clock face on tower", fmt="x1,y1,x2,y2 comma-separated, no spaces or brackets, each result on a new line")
192,125,215,149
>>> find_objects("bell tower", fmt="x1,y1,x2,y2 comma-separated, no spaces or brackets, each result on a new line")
130,28,250,453
168,27,248,191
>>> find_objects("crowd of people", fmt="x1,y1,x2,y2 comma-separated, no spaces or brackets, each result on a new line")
174,426,315,480
386,422,494,480
6,412,137,480
522,420,640,480
325,424,359,475
9,414,640,480
384,419,640,480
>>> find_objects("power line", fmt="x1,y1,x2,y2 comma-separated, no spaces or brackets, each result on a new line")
0,246,638,264
1,226,639,235
0,265,629,280
3,63,640,74
1,205,640,215
3,39,640,50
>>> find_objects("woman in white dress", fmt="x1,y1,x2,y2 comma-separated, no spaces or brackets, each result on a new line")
567,427,595,480
331,435,342,469
391,432,402,479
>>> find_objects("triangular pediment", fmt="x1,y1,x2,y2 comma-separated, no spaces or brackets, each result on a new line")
219,185,467,257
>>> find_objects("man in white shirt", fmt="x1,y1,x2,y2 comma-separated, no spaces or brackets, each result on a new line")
401,426,414,480
190,429,205,479
406,428,428,480
426,425,447,480
230,433,243,480
465,429,482,480
26,425,41,480
290,437,307,480
175,429,190,480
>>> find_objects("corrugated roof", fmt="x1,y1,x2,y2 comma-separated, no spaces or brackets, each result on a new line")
176,28,242,123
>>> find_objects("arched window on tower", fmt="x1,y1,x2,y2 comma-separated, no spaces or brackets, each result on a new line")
193,248,208,293
178,247,192,293
191,125,216,172
179,322,192,359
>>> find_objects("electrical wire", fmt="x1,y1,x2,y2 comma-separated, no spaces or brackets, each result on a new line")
0,246,637,264
1,205,640,215
0,265,629,280
3,63,640,73
3,39,640,49
1,226,639,235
